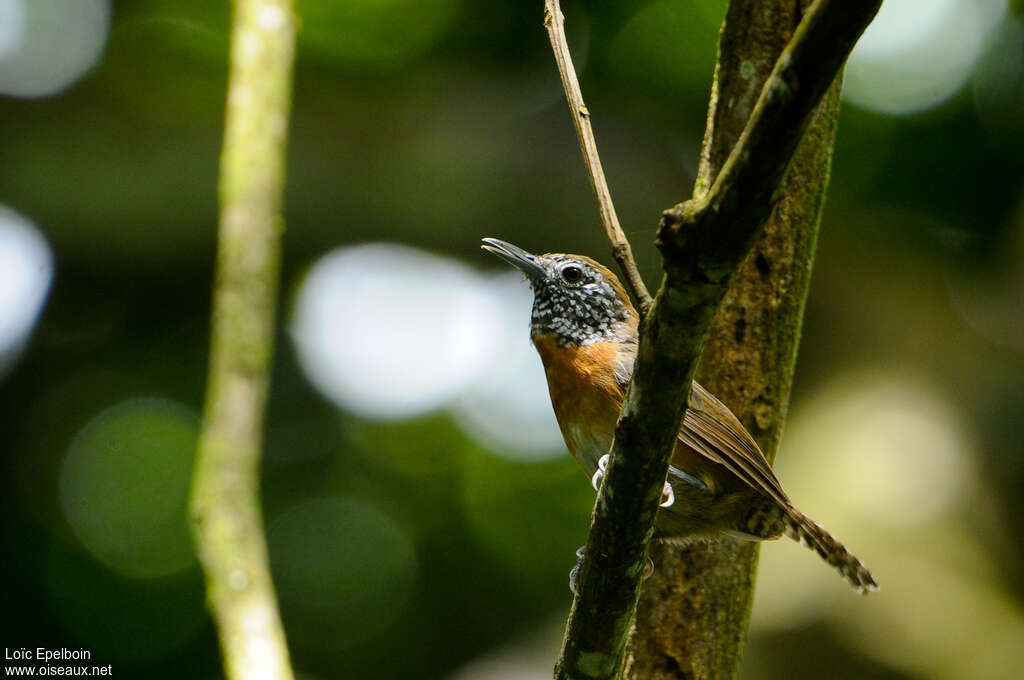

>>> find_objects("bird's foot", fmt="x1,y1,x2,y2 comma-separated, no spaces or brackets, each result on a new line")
590,454,610,490
660,480,674,508
591,453,674,508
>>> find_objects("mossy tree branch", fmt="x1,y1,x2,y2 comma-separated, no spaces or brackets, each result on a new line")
189,2,297,680
630,1,848,672
553,1,881,679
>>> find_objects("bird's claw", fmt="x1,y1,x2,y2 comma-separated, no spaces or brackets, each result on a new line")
660,480,674,508
590,454,610,491
592,453,674,508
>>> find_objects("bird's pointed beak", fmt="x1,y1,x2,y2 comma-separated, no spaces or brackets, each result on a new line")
481,237,546,280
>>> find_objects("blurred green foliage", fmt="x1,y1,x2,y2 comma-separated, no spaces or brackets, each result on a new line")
1,1,1023,679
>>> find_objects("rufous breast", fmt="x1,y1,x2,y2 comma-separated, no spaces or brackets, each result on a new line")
532,334,628,476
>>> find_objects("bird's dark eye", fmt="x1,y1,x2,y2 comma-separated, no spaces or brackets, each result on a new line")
561,265,584,283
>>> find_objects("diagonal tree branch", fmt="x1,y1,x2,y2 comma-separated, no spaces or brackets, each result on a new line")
189,2,297,680
659,0,883,270
543,0,652,315
553,1,882,678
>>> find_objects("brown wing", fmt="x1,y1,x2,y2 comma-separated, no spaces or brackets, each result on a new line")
678,381,791,509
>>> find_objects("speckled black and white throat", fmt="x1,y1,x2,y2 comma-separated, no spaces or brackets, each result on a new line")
529,276,632,346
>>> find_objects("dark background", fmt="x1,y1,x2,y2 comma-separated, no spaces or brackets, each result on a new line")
1,1,1022,678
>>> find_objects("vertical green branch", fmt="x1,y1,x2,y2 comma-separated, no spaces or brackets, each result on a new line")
189,2,296,680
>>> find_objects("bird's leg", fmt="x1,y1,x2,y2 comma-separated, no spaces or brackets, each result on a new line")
591,453,675,508
575,453,672,594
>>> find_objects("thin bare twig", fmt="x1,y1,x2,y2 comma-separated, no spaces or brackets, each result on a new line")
190,2,297,679
543,0,653,315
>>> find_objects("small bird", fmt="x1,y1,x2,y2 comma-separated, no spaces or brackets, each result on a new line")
482,237,878,593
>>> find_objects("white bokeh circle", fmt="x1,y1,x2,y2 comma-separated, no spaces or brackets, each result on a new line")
451,271,564,457
0,0,110,98
844,0,1006,116
0,0,25,61
291,243,504,420
0,205,53,373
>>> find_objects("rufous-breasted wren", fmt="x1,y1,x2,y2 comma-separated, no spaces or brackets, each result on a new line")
482,237,877,593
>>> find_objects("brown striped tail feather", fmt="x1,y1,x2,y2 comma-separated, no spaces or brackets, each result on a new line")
783,508,879,594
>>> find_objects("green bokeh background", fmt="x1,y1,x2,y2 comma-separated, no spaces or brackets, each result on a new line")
2,1,1023,678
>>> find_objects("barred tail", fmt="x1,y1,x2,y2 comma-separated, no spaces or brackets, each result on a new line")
784,508,879,594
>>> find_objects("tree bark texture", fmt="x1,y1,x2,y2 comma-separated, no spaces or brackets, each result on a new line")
627,1,843,678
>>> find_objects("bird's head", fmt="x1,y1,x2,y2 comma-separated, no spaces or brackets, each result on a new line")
482,237,638,347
